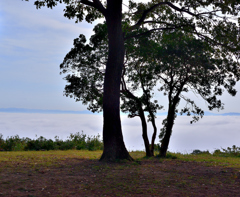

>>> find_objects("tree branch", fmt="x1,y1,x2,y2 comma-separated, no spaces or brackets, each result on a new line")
125,27,175,40
80,0,106,15
130,2,197,31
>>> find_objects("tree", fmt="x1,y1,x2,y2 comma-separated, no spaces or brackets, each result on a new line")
24,0,240,161
60,23,162,157
120,31,165,156
151,31,240,157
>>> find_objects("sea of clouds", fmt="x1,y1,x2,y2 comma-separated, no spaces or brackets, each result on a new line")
0,112,239,153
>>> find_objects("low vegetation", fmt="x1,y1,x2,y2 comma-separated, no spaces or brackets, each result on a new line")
0,132,103,151
0,149,240,196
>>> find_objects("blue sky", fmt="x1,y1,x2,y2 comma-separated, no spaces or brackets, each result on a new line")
0,0,94,111
1,0,240,113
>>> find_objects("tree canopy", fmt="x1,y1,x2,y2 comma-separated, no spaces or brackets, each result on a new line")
152,30,239,156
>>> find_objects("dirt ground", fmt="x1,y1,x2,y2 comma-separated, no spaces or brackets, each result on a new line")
0,158,240,196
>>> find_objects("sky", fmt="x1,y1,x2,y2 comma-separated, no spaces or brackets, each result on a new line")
0,0,94,111
1,0,240,112
0,1,240,152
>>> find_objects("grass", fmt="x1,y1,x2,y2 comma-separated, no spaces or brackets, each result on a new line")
169,152,240,168
0,150,240,196
1,150,240,168
0,150,103,168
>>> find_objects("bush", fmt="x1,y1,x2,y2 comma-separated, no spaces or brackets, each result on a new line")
1,135,27,151
221,145,240,156
0,132,103,151
191,149,210,155
86,134,103,151
213,145,240,157
166,152,178,159
24,136,57,151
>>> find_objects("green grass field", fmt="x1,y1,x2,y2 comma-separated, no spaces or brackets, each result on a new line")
0,150,240,168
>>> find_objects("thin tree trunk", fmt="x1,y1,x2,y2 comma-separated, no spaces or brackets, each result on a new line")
150,116,157,156
159,111,175,157
159,75,185,157
100,0,133,161
138,105,152,157
121,88,152,157
159,99,179,157
138,73,155,156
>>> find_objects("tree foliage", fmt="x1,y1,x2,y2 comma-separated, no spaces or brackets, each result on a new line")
150,30,240,157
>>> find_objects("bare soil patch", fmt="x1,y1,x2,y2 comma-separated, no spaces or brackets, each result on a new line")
0,157,240,196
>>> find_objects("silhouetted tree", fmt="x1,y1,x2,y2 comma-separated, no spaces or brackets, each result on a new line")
152,31,239,157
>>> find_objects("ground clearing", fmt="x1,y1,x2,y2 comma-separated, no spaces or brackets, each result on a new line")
0,150,239,196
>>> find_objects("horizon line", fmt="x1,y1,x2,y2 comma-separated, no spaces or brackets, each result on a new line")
0,108,240,116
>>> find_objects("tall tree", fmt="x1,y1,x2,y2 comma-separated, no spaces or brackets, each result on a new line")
121,32,163,156
152,31,239,157
24,0,240,161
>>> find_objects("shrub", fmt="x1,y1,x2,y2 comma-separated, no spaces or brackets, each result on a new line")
58,140,75,150
212,145,240,157
86,134,103,151
2,135,26,151
221,145,240,156
191,149,210,155
0,131,103,151
165,152,177,159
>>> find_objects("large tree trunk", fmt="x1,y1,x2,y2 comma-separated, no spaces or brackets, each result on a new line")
100,0,133,161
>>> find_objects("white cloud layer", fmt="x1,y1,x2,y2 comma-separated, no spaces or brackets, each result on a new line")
0,113,239,153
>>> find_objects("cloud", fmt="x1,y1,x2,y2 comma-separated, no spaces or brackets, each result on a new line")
0,113,102,140
1,113,239,152
170,116,240,153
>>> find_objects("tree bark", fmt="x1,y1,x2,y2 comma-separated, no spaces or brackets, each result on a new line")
150,115,157,156
159,109,175,157
121,89,152,157
138,104,152,157
159,97,179,157
100,0,133,161
138,73,156,156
